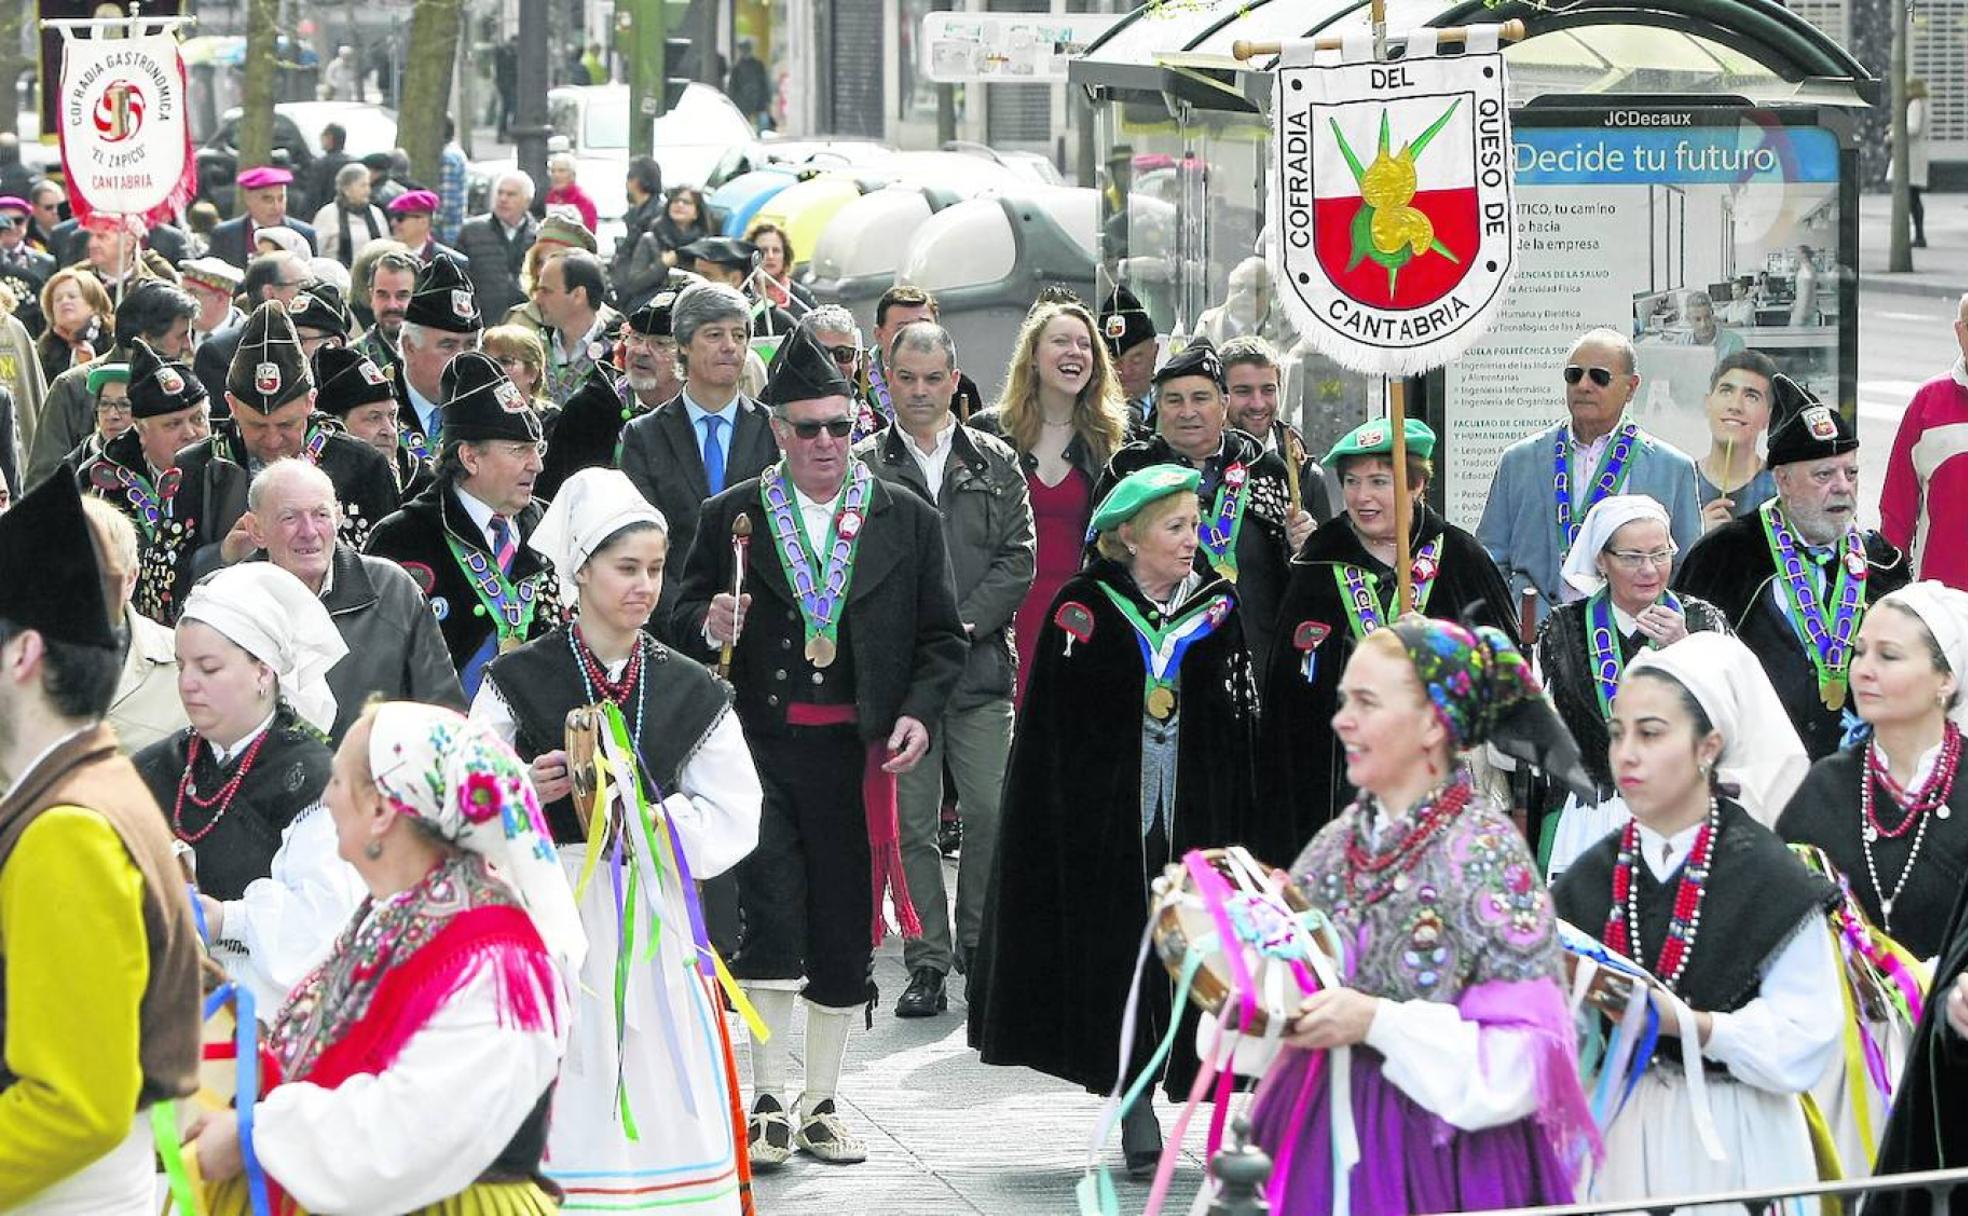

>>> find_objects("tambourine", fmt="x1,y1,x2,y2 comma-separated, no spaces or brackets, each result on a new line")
1556,918,1656,1020
1149,846,1345,1034
565,704,602,833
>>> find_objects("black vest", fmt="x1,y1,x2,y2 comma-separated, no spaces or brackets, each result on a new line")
485,626,732,843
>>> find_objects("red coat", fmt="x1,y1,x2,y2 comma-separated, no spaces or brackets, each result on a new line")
1882,363,1968,589
545,183,599,236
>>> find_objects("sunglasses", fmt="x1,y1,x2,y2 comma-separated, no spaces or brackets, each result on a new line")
1563,364,1616,389
826,345,860,367
787,419,854,440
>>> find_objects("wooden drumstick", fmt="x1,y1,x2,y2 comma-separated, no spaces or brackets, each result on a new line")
717,514,752,679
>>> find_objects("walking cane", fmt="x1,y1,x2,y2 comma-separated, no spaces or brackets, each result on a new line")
717,513,752,679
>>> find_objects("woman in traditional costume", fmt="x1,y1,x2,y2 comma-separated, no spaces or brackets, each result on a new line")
187,702,584,1214
133,563,361,1013
1247,618,1597,1214
472,467,763,1213
970,464,1254,1177
968,298,1131,702
1537,495,1731,877
1257,417,1515,855
1554,633,1842,1208
1781,581,1968,959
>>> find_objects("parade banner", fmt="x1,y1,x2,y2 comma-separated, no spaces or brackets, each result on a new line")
57,30,195,229
1270,27,1516,376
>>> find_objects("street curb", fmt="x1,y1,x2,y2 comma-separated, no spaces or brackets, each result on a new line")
1858,273,1966,301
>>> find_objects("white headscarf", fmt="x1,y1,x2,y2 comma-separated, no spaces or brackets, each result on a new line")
1625,632,1809,825
179,564,348,737
1876,581,1968,730
368,702,586,970
1560,494,1672,597
527,468,668,594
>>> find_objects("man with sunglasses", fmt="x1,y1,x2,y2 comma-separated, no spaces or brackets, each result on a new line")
1675,374,1909,759
1477,327,1702,626
365,350,560,697
674,325,965,1171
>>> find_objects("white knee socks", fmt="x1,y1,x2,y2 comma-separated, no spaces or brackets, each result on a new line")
799,1001,857,1118
744,982,799,1108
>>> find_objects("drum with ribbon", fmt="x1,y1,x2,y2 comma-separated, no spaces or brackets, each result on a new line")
1149,846,1345,1035
565,703,602,834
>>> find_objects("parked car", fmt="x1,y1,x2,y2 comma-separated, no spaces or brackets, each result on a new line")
197,101,398,213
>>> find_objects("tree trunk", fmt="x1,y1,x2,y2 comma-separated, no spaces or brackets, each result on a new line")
694,0,718,84
399,0,463,189
1888,0,1913,273
236,0,281,214
0,1,22,138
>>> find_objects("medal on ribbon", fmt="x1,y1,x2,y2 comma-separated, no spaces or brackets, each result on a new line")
400,425,432,463
1096,582,1234,721
1553,420,1639,555
1586,587,1684,719
1199,462,1252,581
863,357,895,435
90,460,181,539
443,532,541,651
1760,501,1867,711
1332,536,1444,639
759,461,872,669
301,424,330,466
1293,619,1332,684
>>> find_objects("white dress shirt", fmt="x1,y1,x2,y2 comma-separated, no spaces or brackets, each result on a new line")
900,415,957,502
453,487,508,552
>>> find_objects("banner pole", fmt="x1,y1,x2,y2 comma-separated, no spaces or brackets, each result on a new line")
1390,377,1414,614
1232,19,1525,62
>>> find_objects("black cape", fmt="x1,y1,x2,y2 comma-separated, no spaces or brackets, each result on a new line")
1533,592,1732,845
1093,428,1295,683
75,428,195,623
1255,506,1515,860
484,624,732,844
363,481,563,696
1554,797,1835,1014
132,707,334,902
1674,514,1909,759
1777,748,1968,961
1870,869,1968,1212
537,364,644,502
968,561,1256,1099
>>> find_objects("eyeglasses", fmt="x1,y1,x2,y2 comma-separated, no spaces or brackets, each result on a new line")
96,399,131,414
1604,547,1676,571
1563,364,1616,389
787,419,854,440
495,440,547,459
825,345,860,367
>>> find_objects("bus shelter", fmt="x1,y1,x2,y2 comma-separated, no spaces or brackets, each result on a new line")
1070,0,1873,528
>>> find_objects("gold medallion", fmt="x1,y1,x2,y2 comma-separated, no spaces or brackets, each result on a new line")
806,635,837,669
1147,686,1177,720
499,633,523,655
1821,676,1848,712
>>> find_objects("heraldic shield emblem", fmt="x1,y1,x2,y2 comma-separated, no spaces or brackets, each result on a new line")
1270,27,1516,376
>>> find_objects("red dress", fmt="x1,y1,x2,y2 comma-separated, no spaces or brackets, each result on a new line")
1013,466,1092,704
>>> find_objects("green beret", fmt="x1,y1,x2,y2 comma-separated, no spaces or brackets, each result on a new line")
86,362,132,396
1324,417,1437,465
1090,464,1202,533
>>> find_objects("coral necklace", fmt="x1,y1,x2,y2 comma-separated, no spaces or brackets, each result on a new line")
572,626,645,706
1604,796,1718,994
172,731,272,844
1344,778,1472,906
1861,722,1960,928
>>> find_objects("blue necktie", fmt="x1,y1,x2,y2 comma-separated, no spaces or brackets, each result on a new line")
490,514,516,575
426,404,444,445
702,414,727,495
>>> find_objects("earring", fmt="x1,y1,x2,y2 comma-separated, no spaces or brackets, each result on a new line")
1127,546,1138,556
362,839,385,861
1699,760,1712,778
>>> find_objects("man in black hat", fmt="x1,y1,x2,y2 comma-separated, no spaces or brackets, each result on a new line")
393,252,484,466
365,350,560,696
164,301,400,621
619,282,778,641
313,344,429,498
1102,284,1159,429
76,339,212,622
536,291,663,501
1091,338,1311,680
0,474,201,1210
0,202,54,337
287,279,351,359
1676,376,1910,758
681,236,796,337
673,325,965,1170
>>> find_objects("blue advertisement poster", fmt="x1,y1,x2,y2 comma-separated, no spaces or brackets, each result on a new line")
1441,108,1853,529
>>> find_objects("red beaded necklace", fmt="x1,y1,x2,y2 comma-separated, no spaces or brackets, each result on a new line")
1343,778,1472,905
1604,797,1718,994
172,730,272,844
1860,722,1960,929
573,626,644,706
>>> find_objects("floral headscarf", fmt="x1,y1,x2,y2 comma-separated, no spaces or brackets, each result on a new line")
1387,617,1596,801
368,702,586,970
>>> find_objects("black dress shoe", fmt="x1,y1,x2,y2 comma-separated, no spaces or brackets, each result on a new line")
938,809,963,857
893,966,948,1018
1121,1101,1163,1178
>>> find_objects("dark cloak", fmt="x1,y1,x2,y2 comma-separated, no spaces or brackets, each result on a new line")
537,364,645,502
1869,865,1968,1215
1778,747,1968,961
1255,505,1515,862
1673,514,1909,760
968,560,1256,1099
